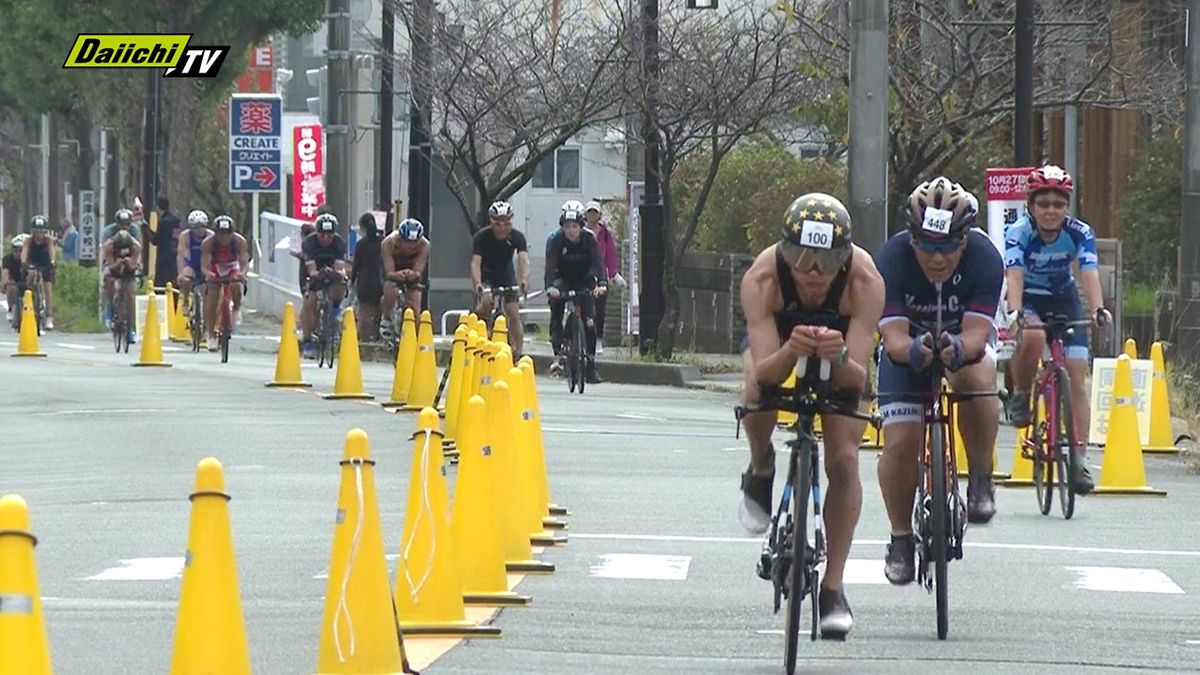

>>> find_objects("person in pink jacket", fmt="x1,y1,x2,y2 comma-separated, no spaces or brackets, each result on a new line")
584,201,620,353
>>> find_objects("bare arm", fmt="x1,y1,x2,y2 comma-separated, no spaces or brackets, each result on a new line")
832,271,884,392
200,237,213,275
237,235,250,273
176,232,190,271
741,271,800,387
958,314,993,362
517,251,529,290
19,242,29,266
411,239,430,276
1005,268,1025,314
1079,268,1104,315
470,254,482,290
881,319,916,365
381,238,397,278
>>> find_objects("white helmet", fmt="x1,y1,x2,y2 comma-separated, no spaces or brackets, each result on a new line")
186,210,209,227
561,199,585,215
10,234,28,250
488,200,514,220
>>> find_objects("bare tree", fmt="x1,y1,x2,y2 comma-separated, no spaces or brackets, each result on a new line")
398,0,625,232
613,0,813,358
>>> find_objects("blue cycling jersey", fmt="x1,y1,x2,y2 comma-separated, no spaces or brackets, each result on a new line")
1003,214,1097,297
878,229,1004,336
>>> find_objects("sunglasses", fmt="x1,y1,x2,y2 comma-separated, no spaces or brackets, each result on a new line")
780,240,850,273
911,237,964,255
1034,199,1069,209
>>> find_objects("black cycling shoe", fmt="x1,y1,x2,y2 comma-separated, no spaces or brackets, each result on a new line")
1006,388,1033,428
967,475,997,524
884,533,916,585
585,358,602,384
738,449,775,534
1071,460,1095,496
818,586,853,640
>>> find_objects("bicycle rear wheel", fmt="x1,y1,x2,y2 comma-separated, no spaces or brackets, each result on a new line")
1031,383,1054,515
565,313,581,393
784,442,813,675
32,283,43,336
219,295,232,363
1055,367,1077,520
190,292,203,352
573,311,587,395
930,422,950,640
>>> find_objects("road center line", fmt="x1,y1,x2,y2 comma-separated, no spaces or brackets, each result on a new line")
570,533,1200,557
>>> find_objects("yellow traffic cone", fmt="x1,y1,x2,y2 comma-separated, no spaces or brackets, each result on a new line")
493,314,508,347
133,287,173,367
173,284,191,343
1003,396,1047,488
323,308,374,400
952,397,1007,479
382,308,418,407
169,458,250,674
1124,338,1138,359
317,429,407,673
165,283,183,343
474,318,488,343
490,380,555,574
477,342,497,397
442,325,469,450
520,356,570,519
266,302,311,388
506,366,566,547
11,290,46,358
1094,355,1167,496
776,368,798,428
861,399,884,451
454,396,532,607
402,311,439,411
0,494,53,674
1144,342,1179,455
446,331,482,464
395,409,502,636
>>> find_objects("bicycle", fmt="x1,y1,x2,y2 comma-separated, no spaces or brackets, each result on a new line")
734,357,875,674
382,278,426,351
210,277,247,364
110,269,140,354
560,288,588,394
1017,313,1093,519
313,274,345,369
23,265,46,336
480,284,522,336
181,281,205,353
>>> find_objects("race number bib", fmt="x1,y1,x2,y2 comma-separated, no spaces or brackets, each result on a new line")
800,220,833,249
1042,165,1066,181
922,207,953,235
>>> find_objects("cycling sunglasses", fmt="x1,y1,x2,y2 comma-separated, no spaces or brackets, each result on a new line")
910,236,965,255
780,240,850,273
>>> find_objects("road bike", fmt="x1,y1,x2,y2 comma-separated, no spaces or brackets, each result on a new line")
561,288,588,394
313,274,346,369
110,269,140,354
210,277,247,364
382,277,426,352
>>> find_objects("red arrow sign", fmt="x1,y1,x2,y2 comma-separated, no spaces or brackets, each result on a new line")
253,166,277,187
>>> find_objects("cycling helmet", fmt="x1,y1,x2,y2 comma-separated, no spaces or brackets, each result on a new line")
30,215,50,231
112,230,134,248
315,213,338,233
488,200,514,220
10,234,28,250
1026,164,1073,199
213,215,235,232
398,218,424,242
560,199,585,215
186,210,209,227
905,177,977,244
779,193,853,272
115,208,134,225
560,209,584,226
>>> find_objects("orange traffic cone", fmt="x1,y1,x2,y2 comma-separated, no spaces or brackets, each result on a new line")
454,396,532,607
0,494,53,674
133,287,173,367
489,380,555,574
394,409,501,636
402,311,438,411
1144,342,1179,455
520,356,570,519
169,458,250,674
323,308,375,400
316,429,408,673
11,290,46,358
383,308,418,408
1094,355,1167,496
266,302,311,388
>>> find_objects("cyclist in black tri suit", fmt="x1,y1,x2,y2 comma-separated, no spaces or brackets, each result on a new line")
300,213,348,359
875,177,1003,586
545,205,607,383
21,215,56,330
470,200,529,359
738,192,884,639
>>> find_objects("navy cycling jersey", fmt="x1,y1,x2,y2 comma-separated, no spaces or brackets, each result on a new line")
878,229,1003,335
1004,214,1097,296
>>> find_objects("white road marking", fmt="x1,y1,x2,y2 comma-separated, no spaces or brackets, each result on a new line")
1065,566,1185,594
755,629,785,636
0,341,15,347
35,408,167,416
85,557,184,581
842,558,889,585
617,412,669,422
570,533,1200,558
314,553,399,579
589,553,691,581
1186,639,1200,645
162,345,184,352
54,342,95,351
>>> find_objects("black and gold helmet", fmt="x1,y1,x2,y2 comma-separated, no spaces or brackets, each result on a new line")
779,193,853,273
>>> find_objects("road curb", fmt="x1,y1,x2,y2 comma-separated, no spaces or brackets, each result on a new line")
357,342,702,387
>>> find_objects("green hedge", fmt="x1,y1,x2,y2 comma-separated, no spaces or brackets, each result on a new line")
54,261,105,333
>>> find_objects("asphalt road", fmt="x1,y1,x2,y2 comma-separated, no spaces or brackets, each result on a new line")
2,325,1199,674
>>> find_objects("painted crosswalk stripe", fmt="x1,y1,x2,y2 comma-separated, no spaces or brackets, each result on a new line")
590,553,691,580
85,557,184,581
1065,566,1185,594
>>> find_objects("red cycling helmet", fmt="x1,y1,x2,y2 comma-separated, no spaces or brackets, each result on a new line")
1026,165,1073,199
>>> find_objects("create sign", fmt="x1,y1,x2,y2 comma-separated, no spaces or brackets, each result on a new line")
292,124,326,220
228,94,282,192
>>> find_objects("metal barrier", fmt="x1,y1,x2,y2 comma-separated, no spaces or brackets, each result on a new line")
441,306,551,335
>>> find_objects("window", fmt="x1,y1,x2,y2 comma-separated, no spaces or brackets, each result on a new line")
533,148,581,190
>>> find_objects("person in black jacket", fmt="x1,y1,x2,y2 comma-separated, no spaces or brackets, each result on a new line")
545,206,607,383
351,212,384,341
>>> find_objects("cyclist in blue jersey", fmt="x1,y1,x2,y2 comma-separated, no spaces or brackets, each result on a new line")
1003,165,1109,495
176,210,213,313
876,177,1003,585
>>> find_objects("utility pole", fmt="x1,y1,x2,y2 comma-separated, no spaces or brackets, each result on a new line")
1013,0,1034,166
848,0,888,251
379,0,395,211
408,0,433,312
1179,1,1200,366
638,0,665,355
326,0,352,238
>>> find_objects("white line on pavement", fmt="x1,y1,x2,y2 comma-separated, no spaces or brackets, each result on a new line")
617,412,669,422
36,408,166,416
54,342,96,350
755,629,785,636
589,553,691,580
1065,566,1185,594
570,533,1200,557
84,557,184,581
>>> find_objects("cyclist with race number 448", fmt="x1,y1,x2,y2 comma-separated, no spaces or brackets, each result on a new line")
1003,165,1107,496
545,206,607,384
876,177,1004,585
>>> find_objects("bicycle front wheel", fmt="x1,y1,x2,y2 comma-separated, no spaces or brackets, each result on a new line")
565,313,581,393
784,441,813,674
573,312,587,395
930,422,950,640
1055,367,1077,520
1031,383,1054,516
